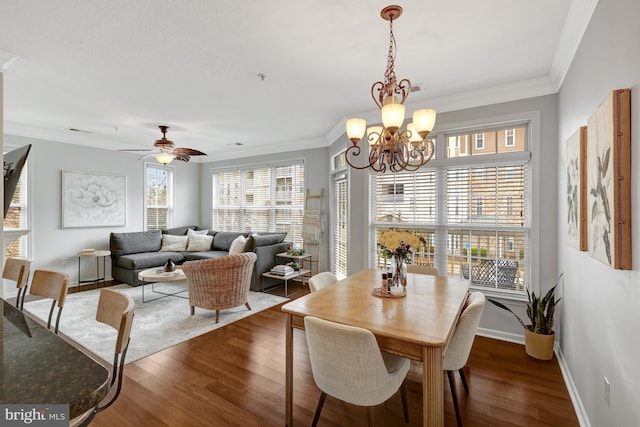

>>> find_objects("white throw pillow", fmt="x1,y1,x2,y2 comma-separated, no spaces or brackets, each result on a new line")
187,228,208,240
228,235,247,255
186,234,213,252
160,234,188,252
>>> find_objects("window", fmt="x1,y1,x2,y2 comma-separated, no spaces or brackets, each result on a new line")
333,172,348,279
372,121,530,295
475,133,484,150
145,164,173,230
505,129,515,147
3,153,29,258
212,161,304,243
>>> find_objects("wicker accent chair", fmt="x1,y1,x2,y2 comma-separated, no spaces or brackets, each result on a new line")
407,264,440,276
182,252,257,323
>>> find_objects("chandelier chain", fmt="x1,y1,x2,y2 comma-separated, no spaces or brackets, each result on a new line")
384,17,397,89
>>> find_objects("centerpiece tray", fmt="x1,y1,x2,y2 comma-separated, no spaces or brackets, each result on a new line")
371,287,406,298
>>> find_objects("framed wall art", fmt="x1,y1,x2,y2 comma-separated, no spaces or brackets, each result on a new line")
566,126,587,251
62,171,126,228
586,89,631,269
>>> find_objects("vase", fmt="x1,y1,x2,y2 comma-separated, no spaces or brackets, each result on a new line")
391,256,407,287
164,258,176,273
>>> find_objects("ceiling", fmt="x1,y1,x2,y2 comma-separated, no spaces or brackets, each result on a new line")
0,0,596,162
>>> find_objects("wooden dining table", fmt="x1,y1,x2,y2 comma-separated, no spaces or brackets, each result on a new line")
281,269,470,427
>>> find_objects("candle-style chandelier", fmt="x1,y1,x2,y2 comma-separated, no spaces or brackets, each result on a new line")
345,5,437,173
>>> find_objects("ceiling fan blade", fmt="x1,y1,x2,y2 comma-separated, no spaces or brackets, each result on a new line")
138,152,159,160
118,148,154,152
174,154,191,162
173,147,207,156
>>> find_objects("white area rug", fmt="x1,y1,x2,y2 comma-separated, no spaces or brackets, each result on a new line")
23,283,288,363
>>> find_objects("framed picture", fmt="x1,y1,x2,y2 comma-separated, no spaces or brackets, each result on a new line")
62,171,126,228
586,89,632,269
566,126,587,251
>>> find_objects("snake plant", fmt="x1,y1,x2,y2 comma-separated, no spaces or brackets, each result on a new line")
488,273,563,335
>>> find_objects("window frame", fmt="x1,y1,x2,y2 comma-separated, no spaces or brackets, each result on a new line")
475,133,484,150
331,150,349,279
505,128,516,147
2,143,32,260
368,111,540,301
144,162,174,231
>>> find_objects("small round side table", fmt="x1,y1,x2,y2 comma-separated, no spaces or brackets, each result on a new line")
77,250,111,291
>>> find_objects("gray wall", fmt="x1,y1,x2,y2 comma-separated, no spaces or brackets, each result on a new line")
329,94,559,338
557,0,640,425
3,134,200,295
200,147,330,272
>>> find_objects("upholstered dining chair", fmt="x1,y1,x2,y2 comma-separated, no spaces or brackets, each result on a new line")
304,316,410,427
308,271,338,292
182,252,257,323
3,257,32,310
29,270,69,333
443,291,486,427
70,288,135,427
407,264,440,276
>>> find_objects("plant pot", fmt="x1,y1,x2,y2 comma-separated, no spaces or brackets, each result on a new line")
524,329,555,360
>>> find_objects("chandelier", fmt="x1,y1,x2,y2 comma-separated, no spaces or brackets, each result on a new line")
345,5,437,173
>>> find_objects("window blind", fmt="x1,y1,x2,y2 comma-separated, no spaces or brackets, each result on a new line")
146,165,172,231
333,173,348,279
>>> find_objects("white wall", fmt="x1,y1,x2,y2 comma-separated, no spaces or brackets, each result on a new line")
557,0,640,425
329,94,560,338
200,147,330,272
2,134,200,295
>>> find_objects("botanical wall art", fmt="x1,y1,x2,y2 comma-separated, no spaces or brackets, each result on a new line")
586,89,632,269
62,171,126,228
566,126,587,251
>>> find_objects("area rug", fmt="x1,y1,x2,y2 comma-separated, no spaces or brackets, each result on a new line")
23,283,288,363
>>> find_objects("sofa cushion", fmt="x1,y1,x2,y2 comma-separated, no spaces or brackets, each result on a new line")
213,232,246,251
116,251,184,270
160,234,188,252
110,230,162,257
187,234,214,252
182,250,228,261
163,225,197,235
253,233,287,247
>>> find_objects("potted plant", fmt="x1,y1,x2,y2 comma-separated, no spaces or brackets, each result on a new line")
488,273,563,360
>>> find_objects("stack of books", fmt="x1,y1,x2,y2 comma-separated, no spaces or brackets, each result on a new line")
270,265,295,276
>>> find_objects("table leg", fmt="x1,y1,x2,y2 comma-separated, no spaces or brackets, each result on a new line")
285,314,293,426
423,346,444,427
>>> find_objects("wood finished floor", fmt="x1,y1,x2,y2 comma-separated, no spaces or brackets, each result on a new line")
84,285,578,427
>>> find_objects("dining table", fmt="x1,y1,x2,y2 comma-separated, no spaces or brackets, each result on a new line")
1,298,110,419
281,269,470,427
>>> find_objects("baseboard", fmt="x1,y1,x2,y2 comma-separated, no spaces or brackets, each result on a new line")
478,327,591,427
556,346,591,427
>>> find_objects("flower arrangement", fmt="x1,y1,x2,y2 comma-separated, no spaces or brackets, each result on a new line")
378,231,421,261
287,247,306,256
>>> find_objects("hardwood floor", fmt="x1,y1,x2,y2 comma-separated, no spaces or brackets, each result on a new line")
90,289,578,427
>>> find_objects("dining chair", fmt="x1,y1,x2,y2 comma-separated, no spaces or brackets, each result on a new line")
3,257,32,310
308,271,338,292
29,270,69,333
70,288,135,426
407,264,440,276
304,316,410,427
443,291,486,427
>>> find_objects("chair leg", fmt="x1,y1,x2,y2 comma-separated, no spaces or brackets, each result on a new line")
400,381,409,423
459,368,469,394
215,310,219,323
19,285,28,310
367,406,375,427
46,300,56,330
16,288,23,310
447,370,463,427
54,306,64,334
245,302,252,311
190,305,195,315
311,391,327,427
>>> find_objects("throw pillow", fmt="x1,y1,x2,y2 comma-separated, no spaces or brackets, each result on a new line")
228,235,247,255
187,228,208,245
186,234,214,252
159,234,188,252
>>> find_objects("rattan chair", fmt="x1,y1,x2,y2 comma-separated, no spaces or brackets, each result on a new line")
407,264,440,276
308,272,338,292
444,291,486,427
29,270,69,333
70,288,135,426
304,316,410,427
182,252,257,323
3,257,31,310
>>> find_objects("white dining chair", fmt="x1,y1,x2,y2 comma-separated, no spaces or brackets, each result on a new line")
308,271,338,292
304,316,410,426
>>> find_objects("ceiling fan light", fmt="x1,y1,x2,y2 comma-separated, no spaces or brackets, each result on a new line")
155,152,175,165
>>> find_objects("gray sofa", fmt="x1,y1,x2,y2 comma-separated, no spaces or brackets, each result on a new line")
109,225,289,291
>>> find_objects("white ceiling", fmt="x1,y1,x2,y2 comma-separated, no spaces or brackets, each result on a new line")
0,0,597,162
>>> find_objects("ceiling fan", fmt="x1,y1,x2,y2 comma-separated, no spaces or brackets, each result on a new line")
119,125,207,165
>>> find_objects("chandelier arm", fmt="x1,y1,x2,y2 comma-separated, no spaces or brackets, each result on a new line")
396,78,411,105
345,144,375,170
371,81,385,110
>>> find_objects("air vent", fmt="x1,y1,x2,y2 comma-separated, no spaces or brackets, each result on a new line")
410,84,425,93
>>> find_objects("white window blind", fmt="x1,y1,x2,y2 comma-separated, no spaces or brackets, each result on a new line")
212,162,304,243
145,165,172,231
333,172,348,279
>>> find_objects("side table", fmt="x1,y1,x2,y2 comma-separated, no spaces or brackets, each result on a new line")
261,252,312,297
77,250,110,291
